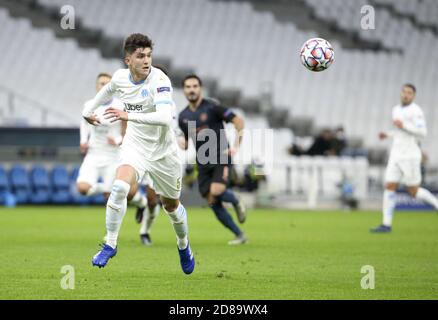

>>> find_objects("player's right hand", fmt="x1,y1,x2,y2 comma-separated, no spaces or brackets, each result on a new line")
80,143,88,154
378,132,388,140
83,115,101,126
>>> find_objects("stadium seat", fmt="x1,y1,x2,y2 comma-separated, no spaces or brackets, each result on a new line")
69,166,89,205
90,176,106,205
51,165,71,204
29,165,51,204
9,165,31,204
90,193,106,205
0,166,10,205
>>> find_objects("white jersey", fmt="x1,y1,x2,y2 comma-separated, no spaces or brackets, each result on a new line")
108,67,177,161
388,102,426,161
80,99,124,161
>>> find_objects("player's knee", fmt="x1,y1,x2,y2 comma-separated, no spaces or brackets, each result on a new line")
163,203,177,212
407,187,418,197
385,183,398,191
162,199,179,212
110,179,131,202
206,193,216,206
77,183,90,195
210,184,225,197
127,188,137,201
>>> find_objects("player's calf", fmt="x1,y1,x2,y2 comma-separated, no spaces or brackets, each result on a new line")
413,187,438,211
104,179,130,249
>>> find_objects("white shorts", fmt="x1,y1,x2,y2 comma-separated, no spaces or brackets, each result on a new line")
77,154,118,192
384,158,422,186
118,148,182,199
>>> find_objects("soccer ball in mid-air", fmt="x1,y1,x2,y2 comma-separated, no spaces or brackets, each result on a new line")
300,38,334,72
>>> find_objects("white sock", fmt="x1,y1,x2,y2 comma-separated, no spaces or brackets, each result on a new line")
105,180,130,248
163,203,188,250
140,204,160,235
416,188,438,210
86,183,105,196
383,190,396,227
129,190,147,208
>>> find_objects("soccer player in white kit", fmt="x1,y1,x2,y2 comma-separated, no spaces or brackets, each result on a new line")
82,34,195,274
371,84,438,233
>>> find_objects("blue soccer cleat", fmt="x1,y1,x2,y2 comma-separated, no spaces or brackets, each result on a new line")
178,242,195,275
92,243,117,268
370,224,392,233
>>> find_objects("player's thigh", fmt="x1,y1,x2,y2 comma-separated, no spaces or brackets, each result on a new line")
148,152,182,200
115,164,138,189
77,156,99,187
384,160,403,186
117,145,148,187
210,183,226,197
400,159,422,187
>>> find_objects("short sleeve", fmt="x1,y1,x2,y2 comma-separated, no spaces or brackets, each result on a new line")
152,74,173,106
178,114,189,141
107,69,123,94
213,104,236,123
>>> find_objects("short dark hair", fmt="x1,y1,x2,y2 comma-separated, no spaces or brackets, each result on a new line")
182,74,202,87
97,72,112,80
403,83,416,93
123,33,153,56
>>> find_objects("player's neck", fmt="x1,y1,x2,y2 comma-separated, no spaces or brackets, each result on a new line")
130,69,150,83
189,97,203,111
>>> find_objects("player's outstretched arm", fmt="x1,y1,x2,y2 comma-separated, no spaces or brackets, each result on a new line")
82,83,115,124
79,118,90,154
399,115,427,138
105,103,173,126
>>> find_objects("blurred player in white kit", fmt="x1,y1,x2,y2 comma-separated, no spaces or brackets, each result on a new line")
371,84,438,233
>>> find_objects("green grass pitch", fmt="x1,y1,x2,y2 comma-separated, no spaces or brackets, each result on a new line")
1,206,438,299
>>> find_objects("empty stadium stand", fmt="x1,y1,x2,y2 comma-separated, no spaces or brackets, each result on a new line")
1,0,437,207
1,0,436,165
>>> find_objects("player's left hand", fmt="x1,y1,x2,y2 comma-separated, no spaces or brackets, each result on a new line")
393,119,403,129
225,147,238,157
104,108,128,122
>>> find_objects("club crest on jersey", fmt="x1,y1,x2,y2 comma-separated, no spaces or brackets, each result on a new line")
200,113,208,121
141,89,149,97
157,86,170,93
